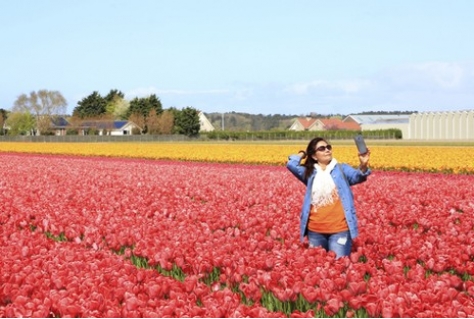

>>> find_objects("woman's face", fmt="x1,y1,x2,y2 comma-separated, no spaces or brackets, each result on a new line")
312,140,333,165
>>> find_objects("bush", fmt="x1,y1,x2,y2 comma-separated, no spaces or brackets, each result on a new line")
66,129,79,135
202,129,402,141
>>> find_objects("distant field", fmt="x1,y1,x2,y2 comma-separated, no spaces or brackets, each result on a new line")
230,139,474,147
1,141,473,173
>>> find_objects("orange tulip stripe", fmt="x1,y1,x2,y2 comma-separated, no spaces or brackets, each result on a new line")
0,142,473,174
1,153,473,317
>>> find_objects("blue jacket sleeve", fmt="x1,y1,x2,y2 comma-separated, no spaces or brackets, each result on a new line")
340,163,371,186
286,154,308,185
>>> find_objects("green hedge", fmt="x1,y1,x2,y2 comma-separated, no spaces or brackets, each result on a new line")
203,129,402,141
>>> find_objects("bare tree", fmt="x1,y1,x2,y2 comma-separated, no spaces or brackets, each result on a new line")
12,90,67,135
147,109,160,134
141,109,174,135
129,113,145,134
156,110,174,134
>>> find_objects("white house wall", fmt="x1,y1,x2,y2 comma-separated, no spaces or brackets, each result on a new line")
110,123,137,135
308,121,325,131
408,111,474,140
198,113,215,132
110,130,126,136
289,122,304,131
467,112,474,138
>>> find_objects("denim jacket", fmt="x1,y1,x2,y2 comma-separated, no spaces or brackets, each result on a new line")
286,155,371,242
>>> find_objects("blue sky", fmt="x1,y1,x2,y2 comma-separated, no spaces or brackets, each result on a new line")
1,0,474,116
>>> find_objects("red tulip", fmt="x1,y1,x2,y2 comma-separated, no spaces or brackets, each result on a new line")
2,154,474,317
323,297,342,316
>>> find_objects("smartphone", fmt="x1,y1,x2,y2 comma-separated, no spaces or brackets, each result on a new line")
354,134,368,155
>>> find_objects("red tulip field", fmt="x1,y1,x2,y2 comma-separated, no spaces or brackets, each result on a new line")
1,153,474,317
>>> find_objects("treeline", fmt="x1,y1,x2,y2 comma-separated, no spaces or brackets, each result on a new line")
1,88,414,137
357,110,416,115
205,112,298,131
70,90,200,136
1,89,201,137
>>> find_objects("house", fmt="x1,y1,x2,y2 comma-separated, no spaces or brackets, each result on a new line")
77,120,141,135
343,114,410,138
318,118,360,131
289,117,317,131
199,112,215,132
49,117,141,136
289,117,360,131
50,116,71,136
108,120,141,136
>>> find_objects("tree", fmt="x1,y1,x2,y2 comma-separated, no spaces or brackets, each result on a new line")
104,89,129,119
0,108,8,135
147,94,163,115
5,111,35,135
12,90,67,135
128,113,145,134
156,110,174,134
168,107,181,133
174,107,200,137
146,109,160,134
127,94,163,133
104,89,124,102
147,109,174,134
73,91,107,119
128,97,148,133
127,95,163,118
108,98,130,120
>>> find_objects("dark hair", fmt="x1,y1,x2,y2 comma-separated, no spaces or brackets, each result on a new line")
302,137,329,181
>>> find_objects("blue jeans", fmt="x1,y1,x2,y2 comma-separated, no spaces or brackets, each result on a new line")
307,230,352,258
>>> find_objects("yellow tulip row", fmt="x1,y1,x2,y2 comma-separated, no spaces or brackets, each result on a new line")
1,142,473,174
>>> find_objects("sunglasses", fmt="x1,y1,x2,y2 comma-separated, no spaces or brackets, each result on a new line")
315,144,332,152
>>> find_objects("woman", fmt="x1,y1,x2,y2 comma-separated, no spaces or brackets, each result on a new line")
287,137,371,258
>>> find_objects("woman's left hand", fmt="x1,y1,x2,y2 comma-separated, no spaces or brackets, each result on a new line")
358,149,370,171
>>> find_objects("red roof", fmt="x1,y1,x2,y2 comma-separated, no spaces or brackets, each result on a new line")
296,118,318,129
295,117,360,130
319,118,360,130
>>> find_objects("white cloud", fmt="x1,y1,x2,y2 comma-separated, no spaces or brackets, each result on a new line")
414,62,464,88
273,61,474,114
380,61,470,91
156,89,230,95
124,87,157,99
284,79,373,95
125,87,230,99
233,88,253,101
65,61,474,115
